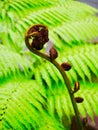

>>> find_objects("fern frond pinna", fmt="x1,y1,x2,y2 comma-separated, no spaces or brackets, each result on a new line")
47,81,98,130
0,76,98,130
59,44,98,82
52,18,98,47
0,44,33,78
0,77,64,130
0,0,98,50
29,44,98,87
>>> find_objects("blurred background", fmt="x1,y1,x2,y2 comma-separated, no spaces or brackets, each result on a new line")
79,0,98,9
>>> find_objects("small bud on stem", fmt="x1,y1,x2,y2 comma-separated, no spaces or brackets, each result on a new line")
61,62,72,71
73,82,80,94
75,97,84,103
49,46,58,60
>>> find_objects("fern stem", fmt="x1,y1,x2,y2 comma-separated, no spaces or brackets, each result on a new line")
52,60,83,130
25,30,83,130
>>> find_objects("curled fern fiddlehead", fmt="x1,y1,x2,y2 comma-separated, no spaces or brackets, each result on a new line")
25,24,83,130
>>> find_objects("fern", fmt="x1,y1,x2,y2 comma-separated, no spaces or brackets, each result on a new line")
1,77,98,130
0,45,34,78
26,44,98,86
0,0,98,50
0,0,98,68
0,0,98,129
61,44,98,82
0,77,64,130
47,81,98,129
52,19,98,47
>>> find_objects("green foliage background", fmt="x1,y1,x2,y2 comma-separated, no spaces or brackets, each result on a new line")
0,0,98,129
